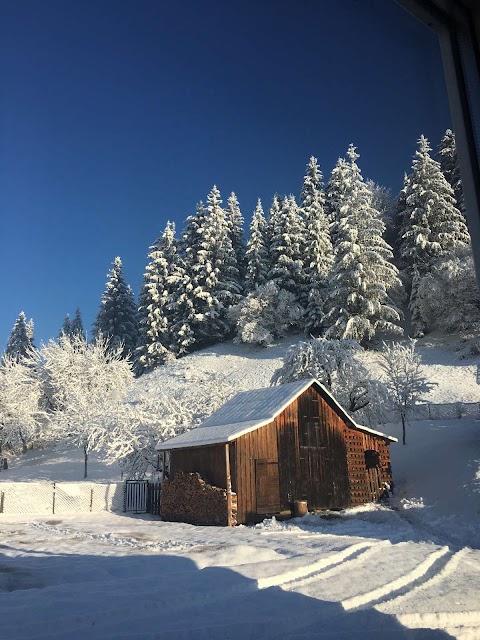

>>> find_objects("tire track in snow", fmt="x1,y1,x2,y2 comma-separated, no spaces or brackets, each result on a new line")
257,540,382,590
341,545,450,610
376,547,471,612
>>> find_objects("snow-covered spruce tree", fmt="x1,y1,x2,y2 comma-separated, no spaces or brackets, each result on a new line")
33,334,134,478
324,146,403,344
266,194,283,262
325,156,351,231
70,308,86,340
26,319,34,345
184,186,242,345
268,194,306,300
59,314,72,340
438,128,465,219
408,266,427,338
167,257,196,356
0,354,46,458
399,135,470,277
378,340,436,445
137,222,178,373
245,199,269,290
94,257,139,359
225,192,246,285
229,281,303,347
5,312,33,361
301,156,333,335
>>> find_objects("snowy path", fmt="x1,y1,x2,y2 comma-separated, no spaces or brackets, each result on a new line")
1,509,479,639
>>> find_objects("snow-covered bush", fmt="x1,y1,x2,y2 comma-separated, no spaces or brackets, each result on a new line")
271,337,386,418
104,371,234,478
416,253,480,336
31,335,134,478
377,340,436,445
0,355,46,459
229,281,303,347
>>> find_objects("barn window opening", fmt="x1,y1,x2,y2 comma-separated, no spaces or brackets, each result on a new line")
365,450,380,470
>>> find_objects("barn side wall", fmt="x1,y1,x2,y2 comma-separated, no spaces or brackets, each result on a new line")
344,427,392,505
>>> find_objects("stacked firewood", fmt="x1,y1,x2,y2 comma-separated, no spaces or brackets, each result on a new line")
161,472,237,526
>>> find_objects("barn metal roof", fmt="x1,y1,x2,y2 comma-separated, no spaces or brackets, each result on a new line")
156,378,398,450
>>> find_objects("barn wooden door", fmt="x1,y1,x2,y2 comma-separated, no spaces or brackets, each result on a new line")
255,459,280,514
298,389,349,510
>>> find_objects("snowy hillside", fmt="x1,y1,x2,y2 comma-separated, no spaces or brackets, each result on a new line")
133,334,480,406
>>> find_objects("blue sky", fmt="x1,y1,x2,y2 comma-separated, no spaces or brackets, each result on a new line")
0,0,451,346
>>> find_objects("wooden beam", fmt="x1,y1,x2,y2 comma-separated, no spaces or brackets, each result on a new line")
161,451,166,482
225,443,233,526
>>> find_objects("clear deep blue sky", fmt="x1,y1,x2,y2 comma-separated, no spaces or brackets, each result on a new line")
0,0,451,346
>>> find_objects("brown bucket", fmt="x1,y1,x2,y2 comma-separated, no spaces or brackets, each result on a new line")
293,500,308,517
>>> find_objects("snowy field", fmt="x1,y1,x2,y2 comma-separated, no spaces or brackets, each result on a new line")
1,417,479,639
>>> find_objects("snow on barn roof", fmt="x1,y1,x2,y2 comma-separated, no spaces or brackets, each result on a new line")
156,378,397,451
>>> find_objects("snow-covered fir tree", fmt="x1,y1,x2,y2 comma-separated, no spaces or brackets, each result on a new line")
137,222,178,372
325,157,351,226
324,145,403,343
184,186,242,345
245,199,269,290
5,312,33,361
268,194,306,300
26,319,34,345
59,314,72,340
94,257,139,358
399,135,470,276
438,129,465,219
408,265,427,338
70,308,86,340
300,156,333,335
225,192,246,284
167,257,196,356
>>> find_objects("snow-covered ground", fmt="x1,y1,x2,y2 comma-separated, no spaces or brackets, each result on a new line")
0,447,121,483
1,336,479,638
1,416,479,639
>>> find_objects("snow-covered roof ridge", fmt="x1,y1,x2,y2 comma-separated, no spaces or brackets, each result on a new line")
156,378,397,451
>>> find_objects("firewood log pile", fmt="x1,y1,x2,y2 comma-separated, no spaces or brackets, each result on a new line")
160,472,237,526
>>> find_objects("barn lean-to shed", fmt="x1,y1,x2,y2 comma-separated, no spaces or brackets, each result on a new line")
156,378,397,526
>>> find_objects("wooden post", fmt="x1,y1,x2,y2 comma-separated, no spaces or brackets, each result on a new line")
161,451,166,482
225,443,233,527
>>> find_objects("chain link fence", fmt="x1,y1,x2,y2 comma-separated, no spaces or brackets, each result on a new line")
376,401,480,425
0,481,124,515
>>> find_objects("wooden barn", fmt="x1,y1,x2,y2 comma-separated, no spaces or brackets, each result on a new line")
157,378,397,526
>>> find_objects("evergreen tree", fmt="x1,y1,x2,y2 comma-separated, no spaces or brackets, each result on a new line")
324,145,403,343
326,157,351,226
137,222,178,372
71,308,86,340
94,257,139,359
167,260,196,356
5,312,33,361
301,156,333,334
268,194,306,299
26,319,35,346
399,135,470,277
438,129,465,219
245,199,269,290
225,192,245,284
185,186,241,344
59,314,72,340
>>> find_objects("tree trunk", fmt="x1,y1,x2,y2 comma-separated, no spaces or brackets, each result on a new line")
84,445,88,479
19,430,27,454
401,414,406,446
